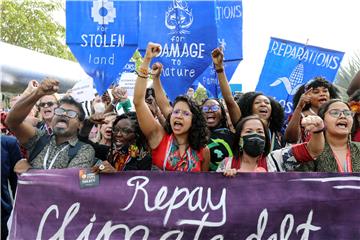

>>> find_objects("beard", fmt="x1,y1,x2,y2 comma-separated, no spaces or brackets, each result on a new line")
53,127,72,137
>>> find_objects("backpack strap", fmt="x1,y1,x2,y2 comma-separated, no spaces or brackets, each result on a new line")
29,135,86,164
29,134,51,162
67,140,86,162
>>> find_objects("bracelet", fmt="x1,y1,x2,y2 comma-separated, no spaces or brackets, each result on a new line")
313,127,325,134
216,68,224,73
138,67,149,75
135,70,149,79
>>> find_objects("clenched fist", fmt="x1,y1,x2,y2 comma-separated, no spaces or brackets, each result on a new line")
36,78,59,96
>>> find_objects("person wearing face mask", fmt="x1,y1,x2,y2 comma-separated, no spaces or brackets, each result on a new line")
297,99,360,172
212,48,285,151
238,92,285,151
217,115,325,174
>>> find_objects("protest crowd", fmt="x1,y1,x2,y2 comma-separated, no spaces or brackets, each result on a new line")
1,42,360,238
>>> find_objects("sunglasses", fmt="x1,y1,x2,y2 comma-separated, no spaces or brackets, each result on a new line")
39,102,57,108
327,109,354,118
54,108,78,119
172,109,192,117
113,127,134,134
202,105,220,113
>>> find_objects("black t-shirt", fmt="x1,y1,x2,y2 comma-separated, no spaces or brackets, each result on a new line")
207,128,235,171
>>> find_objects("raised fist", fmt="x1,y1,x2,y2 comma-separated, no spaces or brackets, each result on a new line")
144,42,161,60
301,115,324,133
152,62,163,79
211,48,224,68
37,78,59,96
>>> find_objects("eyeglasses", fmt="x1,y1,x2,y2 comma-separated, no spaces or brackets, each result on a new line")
39,102,57,108
113,127,134,134
202,105,220,113
54,108,78,119
172,109,192,118
327,109,354,118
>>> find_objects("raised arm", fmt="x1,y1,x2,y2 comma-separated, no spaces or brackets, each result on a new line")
5,79,59,145
133,42,165,149
152,62,173,118
301,115,325,158
285,88,312,143
211,48,241,125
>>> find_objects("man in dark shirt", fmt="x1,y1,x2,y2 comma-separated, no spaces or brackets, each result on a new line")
1,135,22,238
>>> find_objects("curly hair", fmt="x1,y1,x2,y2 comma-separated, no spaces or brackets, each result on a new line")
293,76,339,111
201,98,228,130
108,112,148,164
164,95,210,150
232,115,271,159
237,92,284,132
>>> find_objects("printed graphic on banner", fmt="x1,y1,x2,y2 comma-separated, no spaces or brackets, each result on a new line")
9,169,360,239
215,0,243,61
66,0,138,95
255,37,344,114
198,60,240,98
138,0,217,101
195,0,243,97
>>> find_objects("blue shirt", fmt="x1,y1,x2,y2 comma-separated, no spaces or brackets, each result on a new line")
1,135,22,238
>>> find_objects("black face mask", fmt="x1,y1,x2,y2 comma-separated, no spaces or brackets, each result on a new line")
240,133,266,157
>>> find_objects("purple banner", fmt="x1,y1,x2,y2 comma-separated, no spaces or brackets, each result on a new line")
10,169,360,239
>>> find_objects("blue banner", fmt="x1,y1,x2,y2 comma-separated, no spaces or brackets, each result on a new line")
138,0,218,101
195,0,243,98
198,60,240,98
215,0,243,61
255,37,344,114
66,0,138,95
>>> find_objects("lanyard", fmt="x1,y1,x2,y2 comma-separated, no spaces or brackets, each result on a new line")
163,135,192,171
43,144,69,170
332,146,352,173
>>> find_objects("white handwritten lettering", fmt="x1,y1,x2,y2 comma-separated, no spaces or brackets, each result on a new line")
121,176,226,228
246,209,321,240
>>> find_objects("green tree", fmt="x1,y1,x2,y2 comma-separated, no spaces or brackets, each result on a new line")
194,86,208,105
0,0,75,61
334,50,360,100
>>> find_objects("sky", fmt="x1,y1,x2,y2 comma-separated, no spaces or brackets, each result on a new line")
233,0,360,92
54,0,360,92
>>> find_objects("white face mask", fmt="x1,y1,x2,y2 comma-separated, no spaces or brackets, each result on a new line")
93,102,106,113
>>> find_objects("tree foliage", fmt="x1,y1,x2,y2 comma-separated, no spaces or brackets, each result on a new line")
0,0,75,61
194,86,208,105
334,50,360,99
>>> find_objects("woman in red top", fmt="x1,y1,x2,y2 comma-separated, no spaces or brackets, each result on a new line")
133,42,210,172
